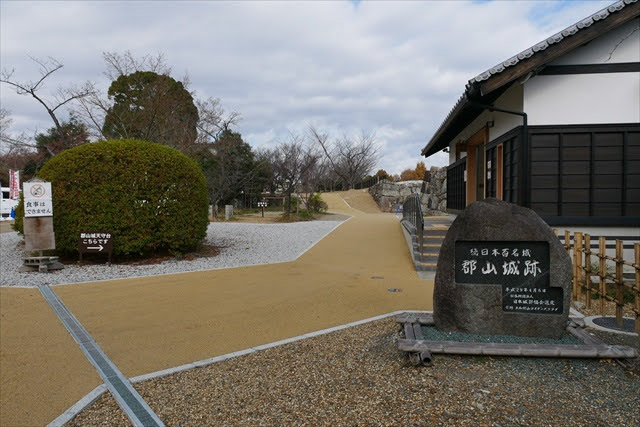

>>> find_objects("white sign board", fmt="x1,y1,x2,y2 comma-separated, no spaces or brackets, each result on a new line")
23,181,53,217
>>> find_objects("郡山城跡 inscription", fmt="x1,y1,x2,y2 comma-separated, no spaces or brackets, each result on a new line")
455,241,563,314
433,198,572,338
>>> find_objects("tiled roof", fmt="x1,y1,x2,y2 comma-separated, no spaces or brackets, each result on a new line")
467,0,636,87
422,0,639,157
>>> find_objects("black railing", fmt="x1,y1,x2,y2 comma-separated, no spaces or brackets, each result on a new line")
402,193,424,261
446,159,466,211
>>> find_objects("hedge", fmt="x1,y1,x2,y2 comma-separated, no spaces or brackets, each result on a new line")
16,139,209,257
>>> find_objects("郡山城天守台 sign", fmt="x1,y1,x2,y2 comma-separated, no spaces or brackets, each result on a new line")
78,232,113,264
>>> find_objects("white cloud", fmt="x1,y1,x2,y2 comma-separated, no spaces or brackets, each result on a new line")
0,0,612,174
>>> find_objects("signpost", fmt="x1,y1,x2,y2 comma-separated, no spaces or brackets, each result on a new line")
78,232,114,264
20,178,63,272
257,201,267,217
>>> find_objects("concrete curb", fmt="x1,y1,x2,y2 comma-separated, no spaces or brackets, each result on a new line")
47,385,107,427
51,310,431,425
583,315,638,336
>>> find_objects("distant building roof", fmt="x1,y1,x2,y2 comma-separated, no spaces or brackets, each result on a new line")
422,0,639,158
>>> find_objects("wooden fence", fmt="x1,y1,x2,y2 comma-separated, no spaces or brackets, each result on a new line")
555,230,639,334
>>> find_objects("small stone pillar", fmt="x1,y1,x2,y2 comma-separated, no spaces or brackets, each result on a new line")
225,205,233,220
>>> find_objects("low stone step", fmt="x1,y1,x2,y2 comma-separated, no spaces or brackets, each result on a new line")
422,237,445,244
417,262,438,271
419,254,439,263
421,243,441,248
423,234,447,240
424,228,447,232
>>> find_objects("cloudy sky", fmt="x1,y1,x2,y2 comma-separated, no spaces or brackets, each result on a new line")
1,0,612,174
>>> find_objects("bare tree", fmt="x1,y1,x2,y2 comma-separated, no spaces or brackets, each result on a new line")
1,57,95,151
102,51,171,80
195,97,242,143
308,125,379,190
0,108,33,152
270,133,320,216
297,155,329,211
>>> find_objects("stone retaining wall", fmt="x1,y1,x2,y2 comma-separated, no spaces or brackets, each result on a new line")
368,166,447,214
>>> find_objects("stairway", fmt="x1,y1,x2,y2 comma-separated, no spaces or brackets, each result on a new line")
409,217,452,273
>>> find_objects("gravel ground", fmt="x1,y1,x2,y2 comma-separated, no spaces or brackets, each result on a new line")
0,220,344,287
69,318,639,426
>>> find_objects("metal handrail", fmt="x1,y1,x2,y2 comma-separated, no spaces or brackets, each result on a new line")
402,193,424,260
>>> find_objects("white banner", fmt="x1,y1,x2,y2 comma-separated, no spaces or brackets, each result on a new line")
23,181,53,217
9,170,19,199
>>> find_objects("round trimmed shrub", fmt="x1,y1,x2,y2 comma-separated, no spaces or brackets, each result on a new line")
22,139,209,257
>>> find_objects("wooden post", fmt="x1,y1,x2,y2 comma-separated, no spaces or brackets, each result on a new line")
584,234,592,309
635,243,639,334
599,236,606,316
564,230,571,252
615,240,623,329
573,232,583,301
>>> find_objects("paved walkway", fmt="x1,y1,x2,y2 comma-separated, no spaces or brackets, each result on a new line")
0,190,433,426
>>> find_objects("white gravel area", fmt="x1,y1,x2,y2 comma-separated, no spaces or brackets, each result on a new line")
0,220,345,288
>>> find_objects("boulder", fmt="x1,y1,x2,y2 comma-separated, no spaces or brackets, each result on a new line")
433,198,572,339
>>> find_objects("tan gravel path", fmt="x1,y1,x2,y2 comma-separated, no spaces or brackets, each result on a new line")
55,190,428,377
1,190,430,425
334,189,382,213
0,288,102,426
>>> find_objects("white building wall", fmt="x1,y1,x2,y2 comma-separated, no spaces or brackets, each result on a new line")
447,18,640,163
524,72,640,125
525,18,640,126
550,18,640,65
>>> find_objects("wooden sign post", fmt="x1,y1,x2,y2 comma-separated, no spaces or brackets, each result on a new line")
257,201,267,217
78,232,114,265
20,178,64,272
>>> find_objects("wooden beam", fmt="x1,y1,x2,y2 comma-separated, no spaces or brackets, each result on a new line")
397,339,638,358
539,62,640,75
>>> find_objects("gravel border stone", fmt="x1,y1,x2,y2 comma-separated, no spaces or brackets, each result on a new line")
0,220,346,288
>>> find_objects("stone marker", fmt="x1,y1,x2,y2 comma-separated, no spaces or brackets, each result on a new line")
225,204,233,220
433,198,572,339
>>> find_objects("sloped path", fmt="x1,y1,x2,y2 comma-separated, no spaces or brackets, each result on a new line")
0,190,433,426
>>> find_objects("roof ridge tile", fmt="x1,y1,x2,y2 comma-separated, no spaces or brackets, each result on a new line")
468,0,635,85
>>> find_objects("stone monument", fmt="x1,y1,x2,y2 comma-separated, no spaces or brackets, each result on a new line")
433,198,572,338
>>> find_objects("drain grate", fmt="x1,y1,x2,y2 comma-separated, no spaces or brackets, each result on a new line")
371,276,384,280
38,285,164,427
